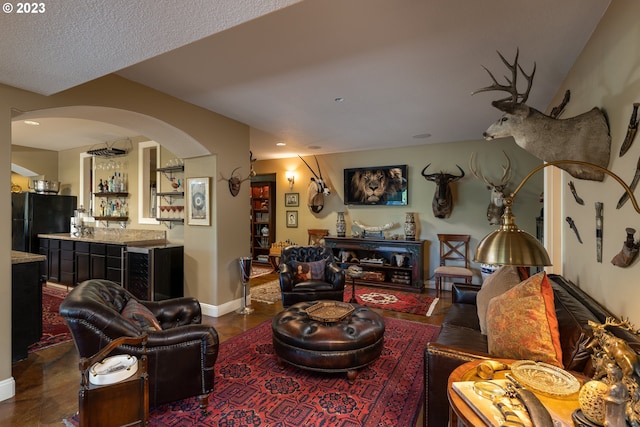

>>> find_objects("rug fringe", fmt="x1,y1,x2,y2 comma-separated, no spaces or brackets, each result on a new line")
426,297,439,317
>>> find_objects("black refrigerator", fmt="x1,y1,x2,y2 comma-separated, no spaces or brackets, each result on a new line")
11,192,77,253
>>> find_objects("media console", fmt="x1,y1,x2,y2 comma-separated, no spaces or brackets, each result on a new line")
324,237,427,293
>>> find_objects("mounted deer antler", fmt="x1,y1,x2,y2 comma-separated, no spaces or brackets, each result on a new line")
470,151,512,225
473,48,536,110
219,166,252,197
474,49,611,181
299,155,330,213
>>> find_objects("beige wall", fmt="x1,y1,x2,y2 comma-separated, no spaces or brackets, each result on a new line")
1,76,250,400
546,0,640,325
254,138,543,284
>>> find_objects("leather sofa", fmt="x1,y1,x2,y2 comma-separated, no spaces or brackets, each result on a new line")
60,279,219,408
424,273,640,427
279,245,345,307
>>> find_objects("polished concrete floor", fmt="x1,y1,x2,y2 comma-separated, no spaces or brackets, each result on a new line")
0,274,450,426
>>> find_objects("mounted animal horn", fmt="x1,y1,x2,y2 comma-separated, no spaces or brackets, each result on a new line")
473,49,611,181
299,155,331,213
219,166,252,197
469,151,512,225
421,164,464,219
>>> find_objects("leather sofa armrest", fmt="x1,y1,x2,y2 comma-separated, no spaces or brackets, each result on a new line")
424,342,490,427
144,297,202,328
452,283,479,305
279,264,295,291
325,263,345,289
144,324,219,350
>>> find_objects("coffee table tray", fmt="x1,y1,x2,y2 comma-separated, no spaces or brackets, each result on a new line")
306,301,354,322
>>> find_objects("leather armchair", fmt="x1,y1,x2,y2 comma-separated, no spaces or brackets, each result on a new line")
279,245,345,307
60,279,218,408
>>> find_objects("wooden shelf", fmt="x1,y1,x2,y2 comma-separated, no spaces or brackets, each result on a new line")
94,192,128,197
325,237,427,293
94,216,129,221
250,181,276,261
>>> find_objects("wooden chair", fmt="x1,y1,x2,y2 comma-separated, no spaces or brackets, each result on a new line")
308,229,329,246
434,234,473,297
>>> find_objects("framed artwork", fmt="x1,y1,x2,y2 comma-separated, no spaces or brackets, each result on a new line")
286,210,298,228
187,177,211,226
285,192,299,207
344,165,408,205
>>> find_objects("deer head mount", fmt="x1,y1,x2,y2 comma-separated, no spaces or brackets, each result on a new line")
219,152,257,197
421,164,465,219
299,155,330,213
474,49,611,181
470,151,512,225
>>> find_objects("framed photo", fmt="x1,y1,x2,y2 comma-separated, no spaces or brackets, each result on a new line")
285,192,299,207
286,210,298,228
344,165,408,205
186,177,211,226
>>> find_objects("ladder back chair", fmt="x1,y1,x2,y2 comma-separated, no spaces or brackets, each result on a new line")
434,234,473,297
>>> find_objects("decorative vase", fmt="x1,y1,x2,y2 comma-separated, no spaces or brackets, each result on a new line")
336,212,346,237
404,212,416,240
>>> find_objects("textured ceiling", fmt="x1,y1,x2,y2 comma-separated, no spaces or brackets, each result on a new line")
4,0,610,160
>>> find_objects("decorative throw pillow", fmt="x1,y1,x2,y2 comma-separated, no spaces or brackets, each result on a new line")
292,260,326,283
477,266,523,334
486,271,563,367
122,299,162,331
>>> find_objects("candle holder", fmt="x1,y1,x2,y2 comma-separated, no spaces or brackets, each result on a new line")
237,256,254,314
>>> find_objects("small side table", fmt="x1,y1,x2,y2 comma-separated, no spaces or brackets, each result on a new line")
344,270,365,304
78,335,149,427
447,359,584,427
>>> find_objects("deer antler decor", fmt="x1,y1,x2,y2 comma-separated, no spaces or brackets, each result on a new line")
219,152,256,197
470,151,512,225
474,49,611,181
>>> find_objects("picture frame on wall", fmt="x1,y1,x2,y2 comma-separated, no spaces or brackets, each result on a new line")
285,192,299,207
187,177,211,226
286,210,298,228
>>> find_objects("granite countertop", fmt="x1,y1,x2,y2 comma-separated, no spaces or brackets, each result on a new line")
12,250,46,264
38,228,167,246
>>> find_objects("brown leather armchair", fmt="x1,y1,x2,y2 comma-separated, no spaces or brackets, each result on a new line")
279,245,345,307
60,279,218,408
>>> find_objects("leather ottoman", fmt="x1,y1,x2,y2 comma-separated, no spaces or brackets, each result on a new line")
271,300,385,383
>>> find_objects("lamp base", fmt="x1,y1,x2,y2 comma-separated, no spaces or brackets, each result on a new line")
237,306,254,315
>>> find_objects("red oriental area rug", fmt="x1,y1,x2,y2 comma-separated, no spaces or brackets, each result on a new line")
28,286,72,353
147,318,439,427
345,285,439,316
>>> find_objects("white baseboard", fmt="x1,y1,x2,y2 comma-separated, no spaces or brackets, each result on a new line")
0,376,16,402
201,296,249,318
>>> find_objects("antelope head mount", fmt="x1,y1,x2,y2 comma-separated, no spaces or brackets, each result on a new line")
299,155,330,213
470,151,512,225
474,49,611,181
421,164,465,219
219,152,256,197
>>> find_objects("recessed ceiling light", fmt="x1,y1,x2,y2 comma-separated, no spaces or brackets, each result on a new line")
412,133,431,139
24,120,40,126
334,97,344,103
276,142,286,146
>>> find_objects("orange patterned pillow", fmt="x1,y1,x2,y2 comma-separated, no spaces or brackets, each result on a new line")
486,271,563,367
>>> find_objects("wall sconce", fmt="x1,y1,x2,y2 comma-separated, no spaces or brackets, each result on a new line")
474,160,640,267
286,171,295,190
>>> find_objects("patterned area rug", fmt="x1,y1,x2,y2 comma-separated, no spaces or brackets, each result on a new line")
28,286,72,353
251,280,439,316
147,318,438,426
251,264,273,278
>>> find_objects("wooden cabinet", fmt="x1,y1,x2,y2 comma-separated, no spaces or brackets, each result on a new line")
250,181,276,263
126,245,184,301
60,240,76,286
324,237,427,293
12,260,44,362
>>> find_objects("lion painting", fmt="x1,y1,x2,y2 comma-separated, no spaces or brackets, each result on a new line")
349,167,407,204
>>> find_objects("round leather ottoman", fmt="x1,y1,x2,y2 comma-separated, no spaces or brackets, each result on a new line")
271,300,385,383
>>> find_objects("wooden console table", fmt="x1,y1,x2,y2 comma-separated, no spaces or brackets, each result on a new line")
324,237,426,292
